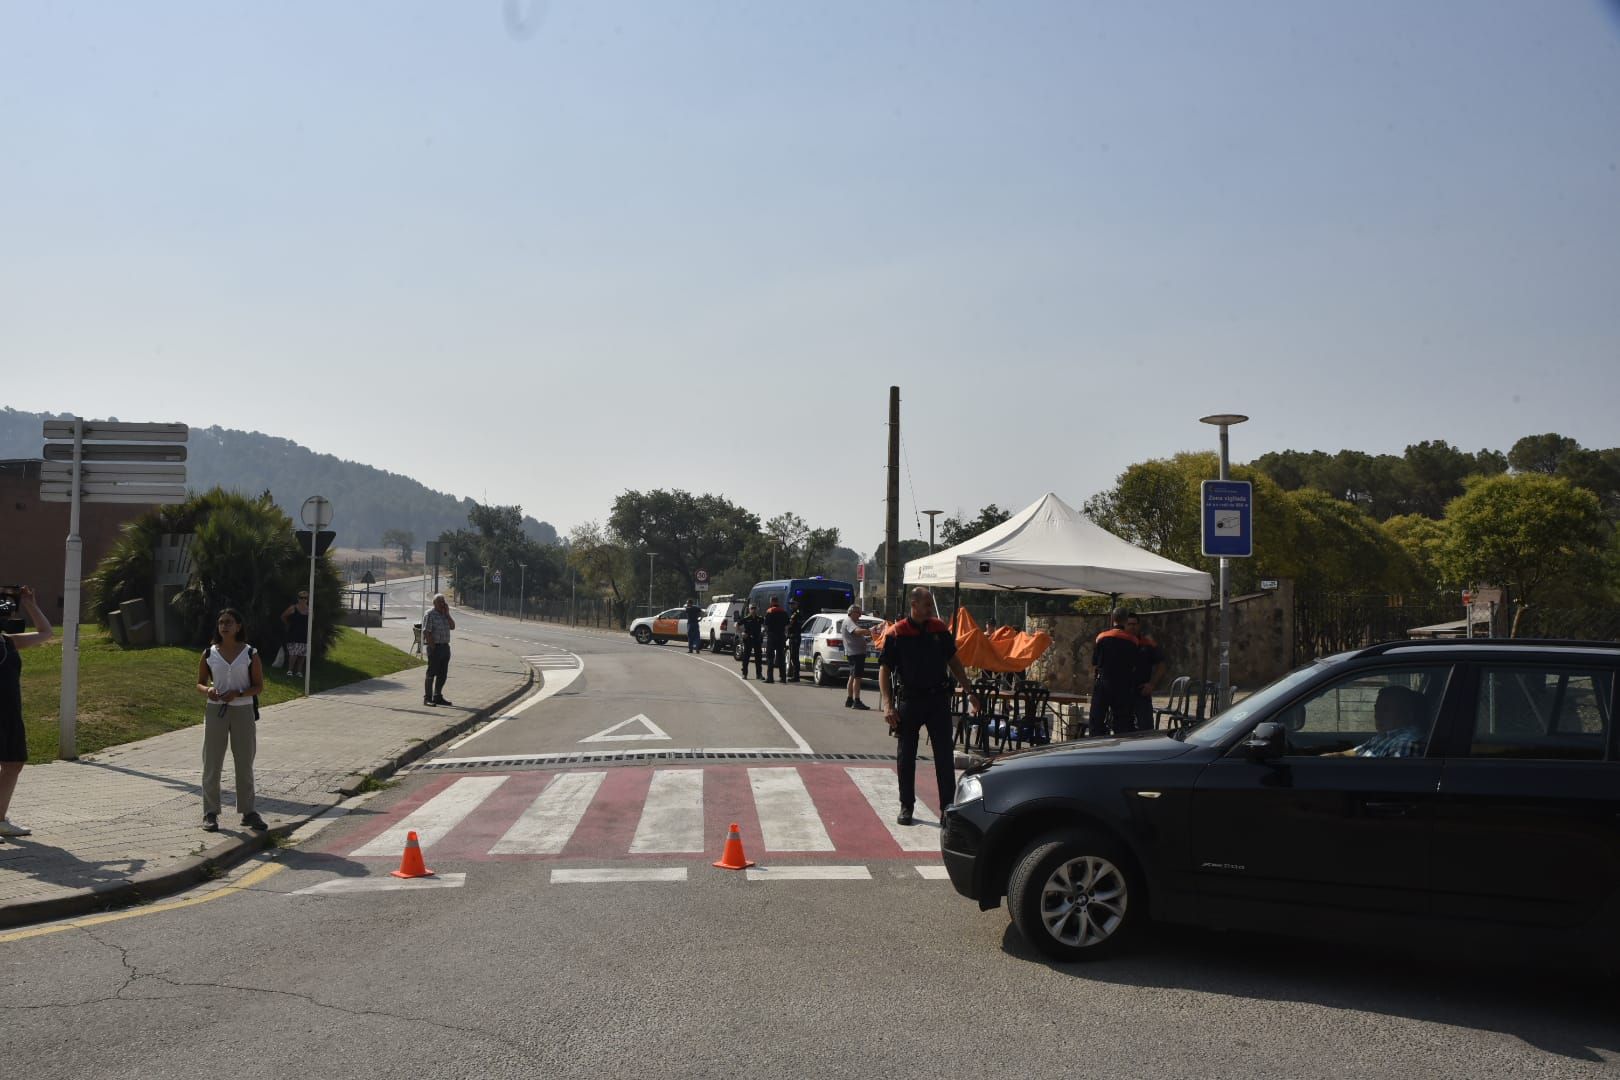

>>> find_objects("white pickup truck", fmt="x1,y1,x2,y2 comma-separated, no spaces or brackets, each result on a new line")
698,595,745,652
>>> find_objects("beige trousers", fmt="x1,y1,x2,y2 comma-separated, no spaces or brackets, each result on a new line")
200,702,257,816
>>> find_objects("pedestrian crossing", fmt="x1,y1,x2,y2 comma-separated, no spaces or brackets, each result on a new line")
328,764,946,864
524,649,582,672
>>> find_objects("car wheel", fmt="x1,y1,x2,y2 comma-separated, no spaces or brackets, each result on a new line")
709,632,718,652
633,626,652,645
813,656,834,687
1007,831,1140,962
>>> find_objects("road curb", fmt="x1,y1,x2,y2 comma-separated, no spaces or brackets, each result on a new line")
0,668,536,931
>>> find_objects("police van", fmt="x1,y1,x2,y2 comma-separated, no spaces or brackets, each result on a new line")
745,577,857,620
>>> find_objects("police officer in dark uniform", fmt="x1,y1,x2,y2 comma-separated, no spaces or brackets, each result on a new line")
1088,608,1141,736
762,596,789,684
1126,614,1165,732
785,598,809,682
879,587,981,826
682,598,703,654
736,604,765,679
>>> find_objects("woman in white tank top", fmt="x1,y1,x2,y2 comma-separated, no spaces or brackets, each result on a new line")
195,608,267,832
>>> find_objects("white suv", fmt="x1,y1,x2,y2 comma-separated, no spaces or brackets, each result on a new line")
699,595,745,652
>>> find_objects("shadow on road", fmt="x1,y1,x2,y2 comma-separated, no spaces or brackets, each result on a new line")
999,923,1619,1064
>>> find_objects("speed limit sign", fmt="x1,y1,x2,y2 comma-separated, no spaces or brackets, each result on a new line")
695,569,709,583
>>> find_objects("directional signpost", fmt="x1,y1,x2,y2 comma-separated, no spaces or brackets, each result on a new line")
44,419,189,758
301,496,334,698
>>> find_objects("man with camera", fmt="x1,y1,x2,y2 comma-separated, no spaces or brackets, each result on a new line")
0,586,54,838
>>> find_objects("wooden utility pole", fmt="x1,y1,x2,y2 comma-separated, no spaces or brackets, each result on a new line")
884,386,901,618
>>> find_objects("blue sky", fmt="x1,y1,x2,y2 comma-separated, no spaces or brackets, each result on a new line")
3,2,1618,554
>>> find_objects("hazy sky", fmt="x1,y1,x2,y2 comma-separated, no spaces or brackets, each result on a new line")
4,2,1618,555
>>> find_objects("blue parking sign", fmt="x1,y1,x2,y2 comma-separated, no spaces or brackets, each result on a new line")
1201,480,1253,558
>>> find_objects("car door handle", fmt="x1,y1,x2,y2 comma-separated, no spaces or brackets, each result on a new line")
1361,801,1417,818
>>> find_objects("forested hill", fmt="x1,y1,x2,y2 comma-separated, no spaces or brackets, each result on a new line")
0,408,557,550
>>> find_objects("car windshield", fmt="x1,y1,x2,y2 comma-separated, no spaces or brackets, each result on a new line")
1181,661,1335,747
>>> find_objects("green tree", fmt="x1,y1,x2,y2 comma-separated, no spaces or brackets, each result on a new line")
1083,452,1296,592
567,521,633,625
1280,489,1421,594
443,503,563,612
938,504,1012,548
1382,513,1450,590
381,528,415,562
609,490,761,592
1508,433,1583,475
1438,474,1607,635
1400,440,1508,519
89,488,343,657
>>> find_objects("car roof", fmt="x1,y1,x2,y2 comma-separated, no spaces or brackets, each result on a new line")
1342,638,1620,662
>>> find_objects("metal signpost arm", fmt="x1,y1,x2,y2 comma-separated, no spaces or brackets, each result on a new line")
59,419,84,759
305,538,317,697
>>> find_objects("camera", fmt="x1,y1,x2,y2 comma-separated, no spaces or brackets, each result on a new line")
0,585,19,619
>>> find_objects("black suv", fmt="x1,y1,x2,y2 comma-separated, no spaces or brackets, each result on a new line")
942,639,1619,966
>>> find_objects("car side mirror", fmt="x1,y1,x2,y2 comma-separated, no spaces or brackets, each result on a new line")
1244,722,1287,762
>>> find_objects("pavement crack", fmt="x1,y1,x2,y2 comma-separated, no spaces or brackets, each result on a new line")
141,973,537,1054
0,926,143,1012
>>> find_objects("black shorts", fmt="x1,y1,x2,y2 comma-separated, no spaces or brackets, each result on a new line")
847,655,868,680
0,711,25,764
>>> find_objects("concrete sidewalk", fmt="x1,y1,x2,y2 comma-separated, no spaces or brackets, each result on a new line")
0,632,532,929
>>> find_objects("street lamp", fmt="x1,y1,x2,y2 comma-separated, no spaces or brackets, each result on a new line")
1199,413,1249,713
922,510,943,554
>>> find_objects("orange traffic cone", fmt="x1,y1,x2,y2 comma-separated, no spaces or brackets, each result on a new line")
390,830,435,879
712,822,755,870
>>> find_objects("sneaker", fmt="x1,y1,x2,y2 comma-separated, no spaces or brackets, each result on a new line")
844,698,853,708
764,678,774,684
241,812,269,832
201,813,219,833
0,818,32,837
424,696,435,706
433,696,453,706
896,810,914,826
851,700,871,711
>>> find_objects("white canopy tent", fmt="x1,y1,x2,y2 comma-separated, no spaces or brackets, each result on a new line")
903,492,1212,600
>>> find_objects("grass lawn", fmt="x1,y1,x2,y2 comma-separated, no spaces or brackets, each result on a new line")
20,626,425,764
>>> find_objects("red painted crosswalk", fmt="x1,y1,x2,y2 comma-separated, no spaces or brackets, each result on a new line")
324,764,944,864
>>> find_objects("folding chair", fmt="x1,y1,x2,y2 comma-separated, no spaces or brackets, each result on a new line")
1153,676,1193,732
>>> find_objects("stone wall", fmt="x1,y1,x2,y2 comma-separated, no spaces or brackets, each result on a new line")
1028,580,1296,695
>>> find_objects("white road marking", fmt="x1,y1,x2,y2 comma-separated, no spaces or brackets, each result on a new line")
748,767,834,851
430,748,815,767
581,713,671,743
293,873,468,895
442,647,586,751
489,771,606,854
846,768,942,852
694,654,814,754
352,775,509,857
744,865,870,881
629,770,706,853
914,865,950,880
552,868,687,884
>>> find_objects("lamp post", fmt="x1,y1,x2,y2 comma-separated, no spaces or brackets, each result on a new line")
481,565,488,611
647,553,655,616
922,510,943,554
518,563,526,622
1199,413,1249,712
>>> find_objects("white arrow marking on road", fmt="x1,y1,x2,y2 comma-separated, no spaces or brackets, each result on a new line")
293,873,468,895
580,713,671,743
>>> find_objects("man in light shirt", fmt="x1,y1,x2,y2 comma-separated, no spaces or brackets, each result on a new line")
842,603,873,710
